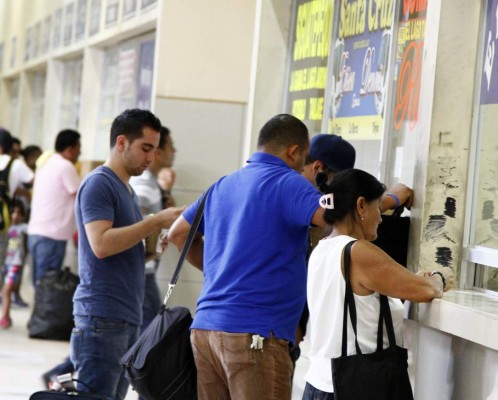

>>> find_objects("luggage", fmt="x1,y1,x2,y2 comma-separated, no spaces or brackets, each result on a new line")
121,188,210,400
30,375,107,399
28,267,79,340
29,390,106,399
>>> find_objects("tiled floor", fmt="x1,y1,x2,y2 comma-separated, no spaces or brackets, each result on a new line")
0,273,309,400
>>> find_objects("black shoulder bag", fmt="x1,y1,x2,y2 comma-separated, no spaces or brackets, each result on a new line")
121,190,209,400
372,206,410,267
331,240,414,400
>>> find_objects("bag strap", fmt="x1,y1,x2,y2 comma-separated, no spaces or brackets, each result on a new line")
163,187,210,306
380,293,397,347
341,240,362,355
341,240,397,357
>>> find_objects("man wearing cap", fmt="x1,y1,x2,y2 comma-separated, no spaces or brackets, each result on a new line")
302,133,356,192
302,133,412,211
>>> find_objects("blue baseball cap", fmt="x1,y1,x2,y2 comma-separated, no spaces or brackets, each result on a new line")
309,134,356,172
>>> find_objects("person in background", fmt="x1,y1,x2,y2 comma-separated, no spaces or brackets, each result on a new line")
70,109,183,400
0,199,28,328
28,129,81,285
8,144,42,307
157,166,176,208
0,129,34,305
130,125,176,332
302,169,454,400
10,137,22,160
21,145,42,172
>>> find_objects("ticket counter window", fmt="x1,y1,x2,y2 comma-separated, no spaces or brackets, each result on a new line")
465,0,498,293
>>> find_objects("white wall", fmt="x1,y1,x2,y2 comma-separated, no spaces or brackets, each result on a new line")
406,321,498,400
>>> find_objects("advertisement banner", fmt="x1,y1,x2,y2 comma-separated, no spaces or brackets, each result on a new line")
481,0,498,105
286,0,334,134
392,0,427,133
326,0,394,140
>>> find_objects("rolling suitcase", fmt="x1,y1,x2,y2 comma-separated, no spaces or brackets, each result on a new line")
29,390,106,399
30,375,107,399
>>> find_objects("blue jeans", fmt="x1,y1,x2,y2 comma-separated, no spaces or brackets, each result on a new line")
302,382,335,400
28,235,66,285
141,272,162,333
70,315,139,400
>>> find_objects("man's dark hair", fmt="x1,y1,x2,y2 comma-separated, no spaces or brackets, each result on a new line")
257,114,309,151
0,128,13,154
110,109,162,148
12,137,21,147
158,126,170,149
55,129,81,152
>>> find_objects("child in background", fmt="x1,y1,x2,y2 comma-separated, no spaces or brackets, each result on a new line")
0,199,28,328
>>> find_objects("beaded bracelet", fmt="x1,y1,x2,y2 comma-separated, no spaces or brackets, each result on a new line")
430,271,446,289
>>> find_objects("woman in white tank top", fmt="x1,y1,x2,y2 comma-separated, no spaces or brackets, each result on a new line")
302,169,454,400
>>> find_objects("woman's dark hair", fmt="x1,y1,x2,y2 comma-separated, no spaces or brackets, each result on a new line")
322,169,386,225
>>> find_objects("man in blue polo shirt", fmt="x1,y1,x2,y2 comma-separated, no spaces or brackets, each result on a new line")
169,114,325,400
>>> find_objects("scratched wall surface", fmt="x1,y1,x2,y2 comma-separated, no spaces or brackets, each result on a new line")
415,0,481,278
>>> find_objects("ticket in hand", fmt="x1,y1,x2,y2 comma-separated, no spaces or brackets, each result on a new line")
156,229,169,254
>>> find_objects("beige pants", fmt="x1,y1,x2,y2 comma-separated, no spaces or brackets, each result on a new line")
191,329,293,400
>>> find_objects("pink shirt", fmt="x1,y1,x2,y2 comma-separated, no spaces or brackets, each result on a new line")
28,153,81,241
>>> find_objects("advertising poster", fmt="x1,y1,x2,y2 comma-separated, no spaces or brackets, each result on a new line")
481,0,498,105
24,27,32,62
123,0,137,18
106,0,119,26
392,0,427,133
42,16,51,54
285,0,334,134
327,0,394,140
64,3,74,46
53,8,62,49
137,40,155,109
117,47,137,111
76,0,88,41
33,22,41,58
10,37,16,68
89,0,102,36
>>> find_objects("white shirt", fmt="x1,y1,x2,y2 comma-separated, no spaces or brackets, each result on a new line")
305,235,404,393
0,154,34,196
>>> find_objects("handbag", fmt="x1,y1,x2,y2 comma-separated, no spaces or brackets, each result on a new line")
372,206,410,267
121,190,210,400
331,240,414,400
28,267,80,341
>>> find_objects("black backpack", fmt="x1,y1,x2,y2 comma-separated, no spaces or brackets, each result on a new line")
0,158,14,232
